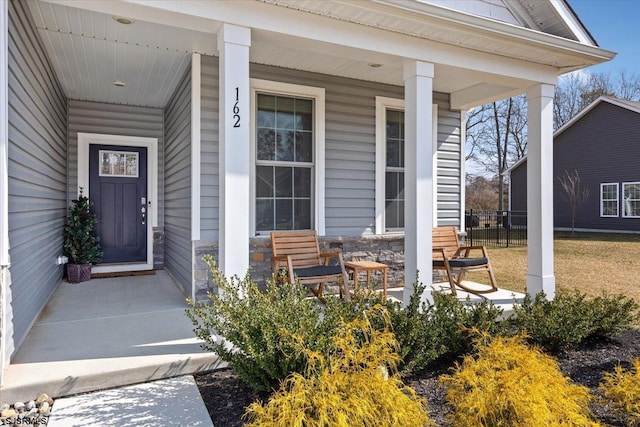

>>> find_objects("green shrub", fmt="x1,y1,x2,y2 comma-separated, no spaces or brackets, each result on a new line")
325,282,506,374
244,306,434,427
426,292,506,362
186,255,337,392
599,358,640,425
441,335,601,427
587,293,639,338
511,290,639,353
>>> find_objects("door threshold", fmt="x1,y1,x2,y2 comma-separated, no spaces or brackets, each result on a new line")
92,263,153,274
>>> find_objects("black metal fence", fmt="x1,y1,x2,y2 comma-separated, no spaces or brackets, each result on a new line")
465,209,527,248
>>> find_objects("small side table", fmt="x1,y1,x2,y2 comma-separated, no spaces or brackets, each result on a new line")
344,260,388,299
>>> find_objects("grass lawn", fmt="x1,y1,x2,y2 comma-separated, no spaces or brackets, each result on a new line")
467,232,640,303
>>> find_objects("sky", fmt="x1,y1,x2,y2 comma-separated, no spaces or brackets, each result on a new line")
568,0,640,76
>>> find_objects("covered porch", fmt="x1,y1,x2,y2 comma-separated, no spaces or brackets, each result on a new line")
0,0,615,388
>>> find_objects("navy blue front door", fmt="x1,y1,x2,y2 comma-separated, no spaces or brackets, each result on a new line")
89,144,147,263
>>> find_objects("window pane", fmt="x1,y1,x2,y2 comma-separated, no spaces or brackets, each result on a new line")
296,131,312,162
276,130,295,161
385,201,399,229
386,172,398,200
294,199,311,229
257,128,276,160
627,201,640,217
256,166,273,198
257,95,276,127
398,172,404,200
295,99,313,131
386,139,401,167
624,183,640,199
603,201,617,216
386,110,401,138
275,199,293,230
256,199,274,232
294,168,311,197
274,167,293,198
276,97,295,129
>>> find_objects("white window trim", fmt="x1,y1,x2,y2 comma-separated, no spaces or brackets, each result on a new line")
375,97,438,234
622,181,640,218
600,182,619,218
249,79,325,236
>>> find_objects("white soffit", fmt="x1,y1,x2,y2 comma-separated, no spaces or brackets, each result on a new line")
260,0,611,70
27,0,217,108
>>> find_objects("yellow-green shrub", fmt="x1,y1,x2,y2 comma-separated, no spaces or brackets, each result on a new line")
599,358,640,425
440,335,601,427
244,306,434,427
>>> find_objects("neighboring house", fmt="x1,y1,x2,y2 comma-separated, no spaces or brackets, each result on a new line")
0,0,613,381
508,96,640,233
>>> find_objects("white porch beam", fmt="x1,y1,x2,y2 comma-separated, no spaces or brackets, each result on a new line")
403,60,434,305
526,83,556,298
218,24,251,278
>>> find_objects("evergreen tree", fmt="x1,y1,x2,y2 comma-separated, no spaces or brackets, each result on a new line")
64,188,102,264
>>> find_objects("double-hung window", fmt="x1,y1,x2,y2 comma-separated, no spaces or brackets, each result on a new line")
600,183,619,217
251,80,325,235
622,182,640,218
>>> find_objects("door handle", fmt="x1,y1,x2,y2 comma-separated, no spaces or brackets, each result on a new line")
141,206,146,225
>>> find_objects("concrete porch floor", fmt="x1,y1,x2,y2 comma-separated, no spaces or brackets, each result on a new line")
1,271,224,403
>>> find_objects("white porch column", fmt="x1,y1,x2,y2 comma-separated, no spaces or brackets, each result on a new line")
218,24,251,278
403,60,435,305
526,83,556,298
0,0,10,385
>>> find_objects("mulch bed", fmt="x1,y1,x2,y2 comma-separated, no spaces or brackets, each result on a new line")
195,328,640,426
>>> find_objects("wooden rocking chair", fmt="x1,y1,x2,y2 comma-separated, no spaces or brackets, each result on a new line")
270,230,351,302
432,226,498,295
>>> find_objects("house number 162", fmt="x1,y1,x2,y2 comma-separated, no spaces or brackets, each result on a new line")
233,87,240,128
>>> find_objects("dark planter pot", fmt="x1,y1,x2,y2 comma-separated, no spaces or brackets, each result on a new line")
67,263,92,283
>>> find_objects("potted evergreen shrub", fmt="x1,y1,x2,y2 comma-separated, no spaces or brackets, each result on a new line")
64,188,102,283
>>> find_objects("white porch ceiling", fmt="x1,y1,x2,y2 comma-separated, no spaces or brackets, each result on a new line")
26,0,612,110
27,0,218,108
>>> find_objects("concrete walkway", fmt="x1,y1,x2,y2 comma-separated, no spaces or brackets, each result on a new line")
48,376,213,427
1,271,223,403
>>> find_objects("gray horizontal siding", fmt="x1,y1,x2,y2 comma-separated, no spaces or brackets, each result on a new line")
67,100,164,226
7,0,67,357
511,101,640,232
553,102,640,232
435,98,462,227
200,55,219,242
164,67,192,294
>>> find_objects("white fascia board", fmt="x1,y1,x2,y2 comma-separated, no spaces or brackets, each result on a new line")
549,0,597,46
44,0,593,85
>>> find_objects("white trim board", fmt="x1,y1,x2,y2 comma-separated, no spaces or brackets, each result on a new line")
77,133,158,273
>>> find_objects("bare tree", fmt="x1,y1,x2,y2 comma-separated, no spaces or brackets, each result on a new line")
554,71,640,130
465,96,527,210
559,170,589,237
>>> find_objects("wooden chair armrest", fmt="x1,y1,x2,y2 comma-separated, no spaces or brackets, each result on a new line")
432,247,448,258
459,245,489,258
